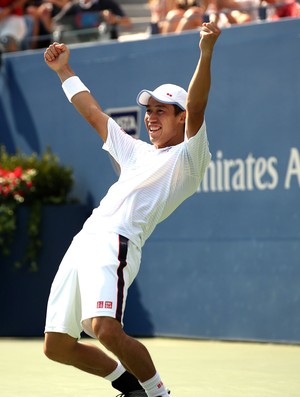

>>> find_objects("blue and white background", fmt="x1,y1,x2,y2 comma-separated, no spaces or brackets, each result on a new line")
1,19,299,342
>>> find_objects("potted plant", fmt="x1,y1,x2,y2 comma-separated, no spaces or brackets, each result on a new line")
0,146,90,336
0,145,77,271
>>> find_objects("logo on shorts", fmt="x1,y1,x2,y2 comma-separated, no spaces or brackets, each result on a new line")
105,301,113,309
96,301,113,309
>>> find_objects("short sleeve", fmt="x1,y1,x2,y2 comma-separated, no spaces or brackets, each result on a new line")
103,118,147,167
184,121,211,180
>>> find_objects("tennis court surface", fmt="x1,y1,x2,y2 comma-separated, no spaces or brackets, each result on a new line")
1,337,299,397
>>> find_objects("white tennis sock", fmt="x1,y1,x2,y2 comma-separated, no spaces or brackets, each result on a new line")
140,372,169,396
104,361,126,382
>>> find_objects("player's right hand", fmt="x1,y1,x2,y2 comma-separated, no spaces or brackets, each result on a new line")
44,42,70,72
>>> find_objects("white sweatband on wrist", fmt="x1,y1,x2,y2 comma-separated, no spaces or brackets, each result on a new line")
62,76,90,103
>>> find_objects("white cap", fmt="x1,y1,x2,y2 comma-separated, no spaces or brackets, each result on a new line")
136,84,187,110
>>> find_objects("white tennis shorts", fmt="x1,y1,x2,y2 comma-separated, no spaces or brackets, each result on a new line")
44,231,141,339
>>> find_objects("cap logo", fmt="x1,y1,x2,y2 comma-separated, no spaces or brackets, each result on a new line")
166,93,173,97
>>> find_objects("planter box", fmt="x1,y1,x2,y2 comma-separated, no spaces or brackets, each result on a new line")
0,204,89,336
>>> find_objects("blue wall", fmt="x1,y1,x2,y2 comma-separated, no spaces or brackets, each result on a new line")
1,19,299,342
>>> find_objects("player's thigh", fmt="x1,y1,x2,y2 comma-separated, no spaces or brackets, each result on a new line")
45,237,84,338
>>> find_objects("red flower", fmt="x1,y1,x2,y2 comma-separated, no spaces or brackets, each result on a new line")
13,166,23,178
0,166,36,203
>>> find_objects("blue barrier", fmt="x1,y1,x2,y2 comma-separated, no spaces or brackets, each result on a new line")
1,19,299,342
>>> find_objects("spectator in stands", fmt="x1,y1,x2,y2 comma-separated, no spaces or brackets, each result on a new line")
0,0,28,51
204,0,260,28
161,0,193,33
53,0,131,41
221,0,260,24
165,0,206,33
263,0,300,20
148,0,206,34
25,0,66,49
163,0,263,31
24,0,131,49
156,1,219,35
147,0,176,33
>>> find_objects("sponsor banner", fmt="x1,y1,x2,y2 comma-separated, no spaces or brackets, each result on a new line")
199,147,300,193
105,106,141,138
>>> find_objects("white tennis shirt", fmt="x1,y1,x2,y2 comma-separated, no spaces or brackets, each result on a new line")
82,117,211,248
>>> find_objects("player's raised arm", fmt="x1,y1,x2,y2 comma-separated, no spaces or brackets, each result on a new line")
185,22,221,139
44,43,109,142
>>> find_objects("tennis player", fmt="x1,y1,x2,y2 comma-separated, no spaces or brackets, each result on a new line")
43,22,221,397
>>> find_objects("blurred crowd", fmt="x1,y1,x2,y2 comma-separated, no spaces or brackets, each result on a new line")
0,0,299,53
148,0,300,33
0,0,131,52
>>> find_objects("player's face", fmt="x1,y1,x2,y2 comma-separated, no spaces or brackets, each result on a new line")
144,98,186,149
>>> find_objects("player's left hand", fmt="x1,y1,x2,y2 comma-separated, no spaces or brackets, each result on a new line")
199,22,221,54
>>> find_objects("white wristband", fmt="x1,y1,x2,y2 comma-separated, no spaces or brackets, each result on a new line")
62,76,90,102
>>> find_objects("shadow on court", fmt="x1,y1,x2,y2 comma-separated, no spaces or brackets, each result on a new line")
0,337,299,397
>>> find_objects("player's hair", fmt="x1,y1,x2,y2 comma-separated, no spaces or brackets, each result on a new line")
173,104,186,132
173,104,185,115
